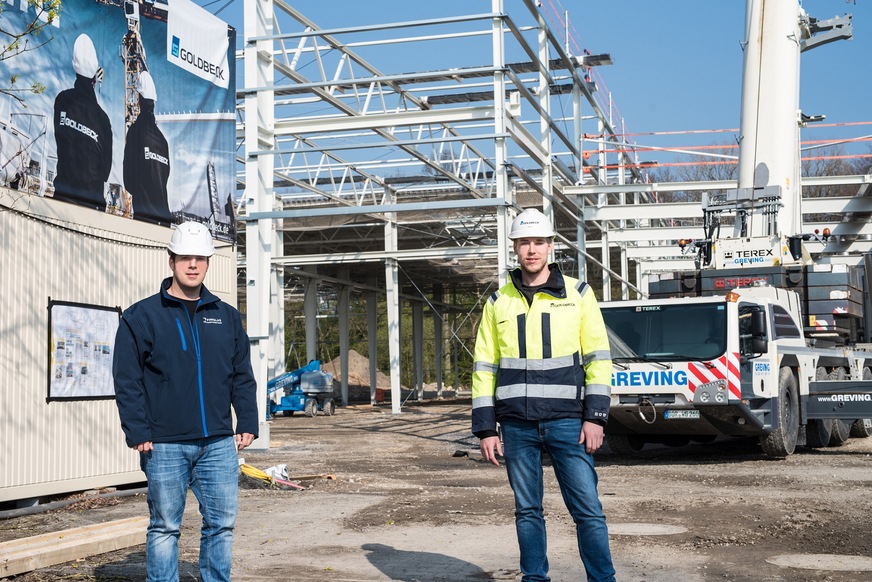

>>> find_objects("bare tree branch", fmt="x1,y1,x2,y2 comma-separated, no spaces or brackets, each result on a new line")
0,0,62,104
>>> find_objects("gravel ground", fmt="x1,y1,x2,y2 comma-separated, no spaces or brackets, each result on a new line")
3,400,872,581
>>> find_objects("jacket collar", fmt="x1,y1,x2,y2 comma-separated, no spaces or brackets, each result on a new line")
508,263,567,299
159,276,220,306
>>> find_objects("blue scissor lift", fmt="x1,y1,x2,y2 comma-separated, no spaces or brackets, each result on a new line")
266,360,336,417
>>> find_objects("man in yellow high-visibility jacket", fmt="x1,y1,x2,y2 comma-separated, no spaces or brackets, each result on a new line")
472,208,615,582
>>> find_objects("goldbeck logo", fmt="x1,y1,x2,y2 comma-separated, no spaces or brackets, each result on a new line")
144,147,169,165
171,35,226,81
59,112,99,142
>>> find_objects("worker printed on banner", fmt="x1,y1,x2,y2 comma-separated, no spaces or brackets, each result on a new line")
113,221,258,582
53,34,113,210
471,208,616,582
123,71,172,224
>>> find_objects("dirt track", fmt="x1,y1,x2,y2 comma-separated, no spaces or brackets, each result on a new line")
3,400,872,581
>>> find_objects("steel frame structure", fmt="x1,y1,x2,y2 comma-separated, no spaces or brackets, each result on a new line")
238,0,643,430
238,0,871,436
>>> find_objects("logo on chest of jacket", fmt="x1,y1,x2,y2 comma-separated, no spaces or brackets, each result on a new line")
144,147,169,166
549,302,576,308
59,112,99,142
202,317,223,325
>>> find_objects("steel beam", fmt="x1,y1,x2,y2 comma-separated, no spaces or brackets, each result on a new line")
272,245,499,266
606,226,707,243
240,197,509,221
273,105,496,136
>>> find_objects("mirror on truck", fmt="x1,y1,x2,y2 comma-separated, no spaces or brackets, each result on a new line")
739,305,768,359
751,308,768,354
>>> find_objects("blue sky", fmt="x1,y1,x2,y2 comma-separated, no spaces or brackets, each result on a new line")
201,0,871,166
576,1,871,150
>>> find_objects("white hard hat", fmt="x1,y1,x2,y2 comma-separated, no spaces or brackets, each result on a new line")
137,71,157,101
508,208,555,240
168,222,215,257
72,34,99,79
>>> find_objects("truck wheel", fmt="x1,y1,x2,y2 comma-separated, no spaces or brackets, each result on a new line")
830,419,852,445
322,398,336,416
828,368,852,446
605,434,645,454
760,367,799,457
851,419,872,438
806,367,834,448
806,419,833,448
851,368,872,438
304,398,318,417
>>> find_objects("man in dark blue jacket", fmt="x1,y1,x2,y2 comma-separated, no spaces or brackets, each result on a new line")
113,221,258,582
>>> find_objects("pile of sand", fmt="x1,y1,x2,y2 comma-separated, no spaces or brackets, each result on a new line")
323,349,392,389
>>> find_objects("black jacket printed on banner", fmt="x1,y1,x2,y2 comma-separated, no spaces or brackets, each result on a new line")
123,99,172,224
53,75,113,208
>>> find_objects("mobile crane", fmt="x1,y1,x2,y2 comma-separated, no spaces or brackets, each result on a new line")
600,0,872,457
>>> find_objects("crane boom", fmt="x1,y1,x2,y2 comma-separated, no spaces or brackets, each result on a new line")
698,0,852,270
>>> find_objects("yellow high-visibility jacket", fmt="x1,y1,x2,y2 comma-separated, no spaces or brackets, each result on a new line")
471,265,612,438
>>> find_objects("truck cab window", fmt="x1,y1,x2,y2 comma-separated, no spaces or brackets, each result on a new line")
603,302,727,361
738,305,754,354
771,304,801,339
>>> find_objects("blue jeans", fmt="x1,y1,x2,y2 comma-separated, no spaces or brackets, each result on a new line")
140,436,238,582
501,418,616,582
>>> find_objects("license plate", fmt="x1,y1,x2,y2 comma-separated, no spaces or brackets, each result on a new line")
664,409,700,420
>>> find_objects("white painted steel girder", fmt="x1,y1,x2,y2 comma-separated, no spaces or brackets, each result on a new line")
607,226,707,243
270,245,499,266
569,174,871,198
272,105,496,136
583,195,872,223
570,180,736,197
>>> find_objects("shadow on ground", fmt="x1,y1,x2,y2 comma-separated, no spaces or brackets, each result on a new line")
362,542,515,581
93,550,199,581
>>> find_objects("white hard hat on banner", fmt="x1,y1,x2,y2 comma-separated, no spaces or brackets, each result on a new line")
168,222,215,257
508,208,555,240
137,71,157,101
72,34,99,79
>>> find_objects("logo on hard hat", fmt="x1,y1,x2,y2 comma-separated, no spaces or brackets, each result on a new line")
508,208,555,239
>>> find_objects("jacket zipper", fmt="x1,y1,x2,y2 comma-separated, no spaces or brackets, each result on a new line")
183,304,208,437
175,319,188,350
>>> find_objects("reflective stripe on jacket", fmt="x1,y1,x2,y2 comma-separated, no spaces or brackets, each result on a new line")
471,265,611,437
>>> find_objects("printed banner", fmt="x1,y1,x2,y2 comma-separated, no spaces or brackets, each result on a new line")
0,0,237,241
167,0,231,89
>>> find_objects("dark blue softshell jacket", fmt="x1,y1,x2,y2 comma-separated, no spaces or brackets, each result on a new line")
114,277,259,447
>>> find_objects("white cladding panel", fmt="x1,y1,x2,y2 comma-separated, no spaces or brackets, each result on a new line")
0,190,237,502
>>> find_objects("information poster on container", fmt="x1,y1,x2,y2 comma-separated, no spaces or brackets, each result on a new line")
0,0,237,241
48,300,121,401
